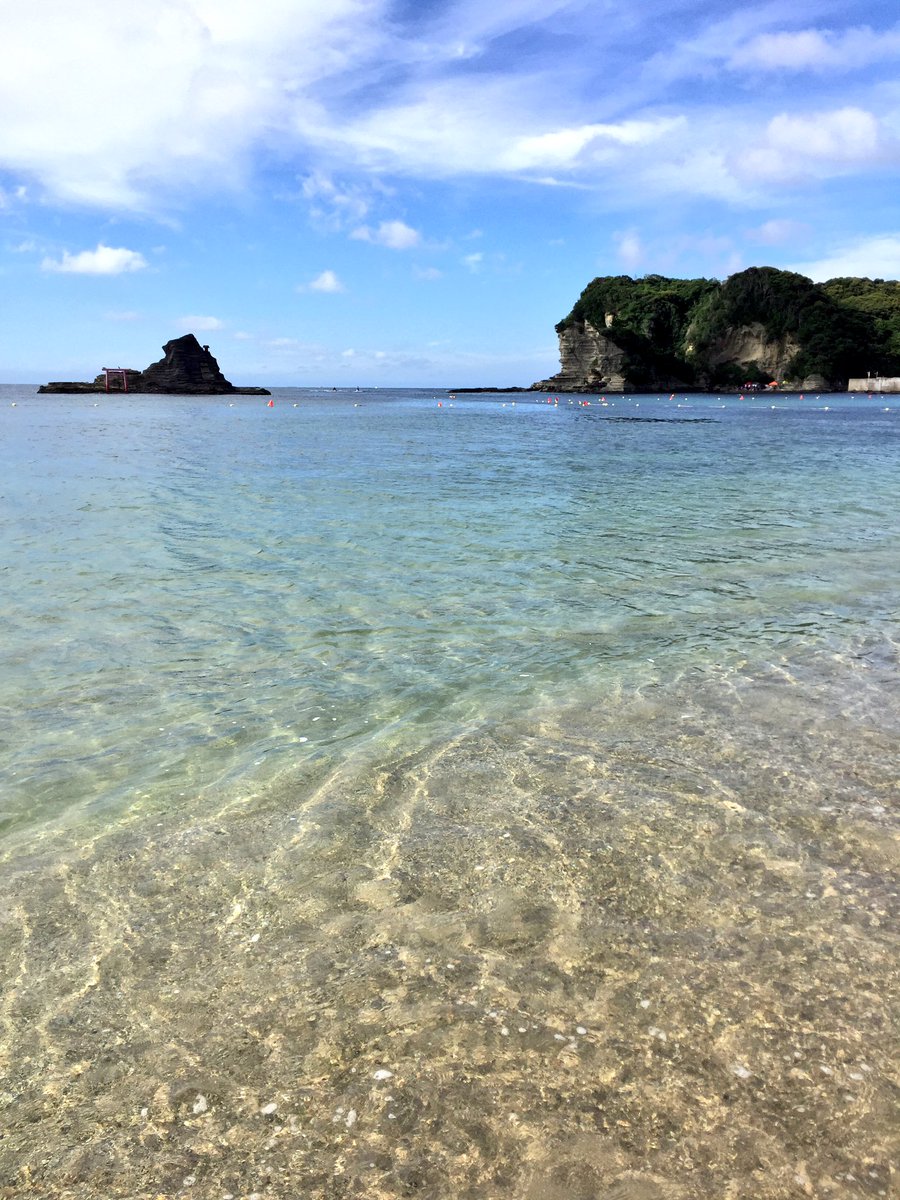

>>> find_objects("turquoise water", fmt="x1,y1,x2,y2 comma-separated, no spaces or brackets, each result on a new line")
2,387,896,840
0,385,897,1198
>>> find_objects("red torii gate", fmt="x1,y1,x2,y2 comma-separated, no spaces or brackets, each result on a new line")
102,368,130,393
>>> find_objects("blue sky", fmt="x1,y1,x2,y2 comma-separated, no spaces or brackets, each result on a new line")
2,0,899,385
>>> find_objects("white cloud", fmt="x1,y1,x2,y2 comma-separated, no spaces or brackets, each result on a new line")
178,315,224,331
506,117,684,171
737,107,887,182
414,266,442,280
299,172,374,231
351,220,421,249
769,107,879,160
462,252,483,272
0,0,386,208
105,310,141,322
307,269,345,292
734,25,900,73
614,229,644,270
1,0,897,226
788,234,900,281
747,218,811,245
41,243,147,274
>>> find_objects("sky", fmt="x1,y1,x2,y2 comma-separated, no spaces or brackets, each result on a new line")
2,0,899,386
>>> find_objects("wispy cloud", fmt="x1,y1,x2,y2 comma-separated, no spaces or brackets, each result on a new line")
351,220,421,249
747,218,812,245
789,234,900,281
41,244,147,275
299,172,375,232
178,315,224,331
734,24,900,73
2,0,898,221
614,229,644,270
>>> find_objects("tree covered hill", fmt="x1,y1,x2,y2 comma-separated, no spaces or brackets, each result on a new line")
555,267,900,388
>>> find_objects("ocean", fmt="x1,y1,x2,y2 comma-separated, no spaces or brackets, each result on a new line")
0,385,896,1199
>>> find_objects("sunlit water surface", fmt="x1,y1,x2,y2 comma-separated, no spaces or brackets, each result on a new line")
0,386,897,1199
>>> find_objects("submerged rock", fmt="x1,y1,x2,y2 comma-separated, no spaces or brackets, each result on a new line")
38,334,270,395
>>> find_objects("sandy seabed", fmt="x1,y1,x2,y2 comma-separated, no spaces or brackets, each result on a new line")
0,662,897,1200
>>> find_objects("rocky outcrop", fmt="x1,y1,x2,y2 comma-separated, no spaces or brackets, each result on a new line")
533,267,900,392
533,310,839,393
139,335,235,393
702,322,799,382
531,320,630,392
39,334,270,395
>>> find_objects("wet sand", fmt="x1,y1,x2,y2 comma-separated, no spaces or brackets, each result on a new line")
0,660,897,1199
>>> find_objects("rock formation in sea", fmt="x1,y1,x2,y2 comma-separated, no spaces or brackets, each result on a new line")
38,334,270,395
532,267,900,392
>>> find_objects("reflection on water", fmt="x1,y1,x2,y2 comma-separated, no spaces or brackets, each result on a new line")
1,649,897,1198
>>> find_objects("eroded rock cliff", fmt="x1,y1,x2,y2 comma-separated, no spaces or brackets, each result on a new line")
701,322,800,382
531,320,629,392
532,267,900,392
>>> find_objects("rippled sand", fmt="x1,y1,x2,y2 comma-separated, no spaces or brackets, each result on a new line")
0,659,897,1199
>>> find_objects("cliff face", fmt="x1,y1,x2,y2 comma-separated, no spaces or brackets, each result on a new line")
532,320,629,392
534,267,900,392
532,317,821,392
702,322,800,382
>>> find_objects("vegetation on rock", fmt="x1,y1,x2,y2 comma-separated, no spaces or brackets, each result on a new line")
556,267,900,388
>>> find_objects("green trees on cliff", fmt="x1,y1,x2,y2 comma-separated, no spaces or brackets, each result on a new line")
557,267,900,387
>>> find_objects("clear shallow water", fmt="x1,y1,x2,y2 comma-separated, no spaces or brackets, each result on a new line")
0,386,897,1198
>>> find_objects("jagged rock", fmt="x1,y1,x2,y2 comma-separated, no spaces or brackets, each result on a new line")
38,335,270,395
532,320,629,392
138,335,235,394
